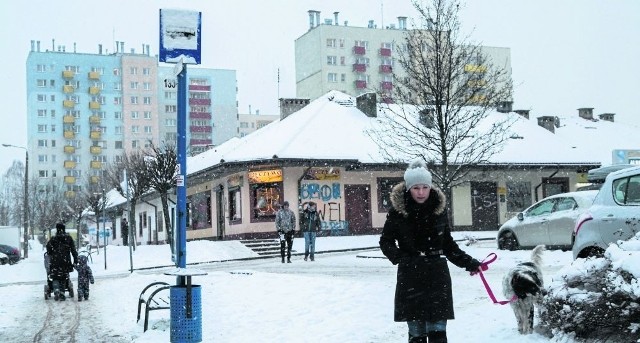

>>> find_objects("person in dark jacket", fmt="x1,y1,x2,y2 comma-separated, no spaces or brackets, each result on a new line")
74,255,94,301
45,223,78,301
299,201,321,261
379,160,482,343
275,201,296,263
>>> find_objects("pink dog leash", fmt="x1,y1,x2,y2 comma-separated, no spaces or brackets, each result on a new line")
472,253,518,305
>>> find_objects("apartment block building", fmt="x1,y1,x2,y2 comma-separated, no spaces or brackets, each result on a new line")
238,110,278,137
26,40,238,195
295,11,512,102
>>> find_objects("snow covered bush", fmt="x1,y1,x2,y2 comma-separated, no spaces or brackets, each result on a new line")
538,233,640,341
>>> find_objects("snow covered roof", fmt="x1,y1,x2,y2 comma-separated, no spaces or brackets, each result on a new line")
187,91,636,175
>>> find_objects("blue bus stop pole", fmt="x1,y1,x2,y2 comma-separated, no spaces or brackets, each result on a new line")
176,62,187,281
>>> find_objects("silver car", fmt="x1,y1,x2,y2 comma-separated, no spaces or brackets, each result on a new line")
572,166,640,259
497,190,598,250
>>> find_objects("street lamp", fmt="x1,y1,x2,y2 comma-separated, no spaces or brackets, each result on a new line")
2,143,29,259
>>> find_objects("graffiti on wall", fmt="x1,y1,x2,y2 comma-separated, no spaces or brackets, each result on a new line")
300,181,347,232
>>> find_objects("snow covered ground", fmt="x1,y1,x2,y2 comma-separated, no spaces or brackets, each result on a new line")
0,232,591,342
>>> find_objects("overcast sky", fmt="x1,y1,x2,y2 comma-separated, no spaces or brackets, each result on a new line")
1,0,638,173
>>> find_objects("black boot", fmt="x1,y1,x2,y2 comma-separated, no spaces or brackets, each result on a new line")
427,331,447,343
408,335,427,343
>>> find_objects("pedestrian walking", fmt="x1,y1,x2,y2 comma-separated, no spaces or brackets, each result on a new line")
45,223,78,301
379,160,483,343
275,201,296,263
300,201,321,261
75,255,94,301
121,218,129,246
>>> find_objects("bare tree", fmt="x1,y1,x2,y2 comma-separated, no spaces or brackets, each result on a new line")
146,142,177,255
3,160,25,227
104,150,152,250
30,180,70,242
369,0,515,193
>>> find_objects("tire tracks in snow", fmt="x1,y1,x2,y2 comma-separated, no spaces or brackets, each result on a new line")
33,298,79,343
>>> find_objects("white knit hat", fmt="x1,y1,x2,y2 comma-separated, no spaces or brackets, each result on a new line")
404,160,433,190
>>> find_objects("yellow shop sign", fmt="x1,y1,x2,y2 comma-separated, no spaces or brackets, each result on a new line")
248,169,283,183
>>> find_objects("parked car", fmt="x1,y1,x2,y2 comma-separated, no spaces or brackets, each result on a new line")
497,190,599,251
0,244,21,264
0,252,8,265
573,166,640,259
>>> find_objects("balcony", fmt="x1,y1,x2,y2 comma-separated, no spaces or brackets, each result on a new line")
90,176,100,184
64,176,76,184
189,112,212,119
90,161,102,169
379,65,393,73
64,191,75,198
188,98,211,106
63,115,75,124
63,145,75,154
63,100,76,108
352,63,367,73
190,139,212,146
62,70,75,78
190,126,212,133
353,46,366,55
355,80,367,89
89,86,100,95
464,64,487,73
88,71,100,80
90,131,101,139
89,101,101,110
189,85,211,91
63,131,75,139
379,48,392,57
63,85,75,93
90,146,102,154
381,81,393,90
89,115,101,124
64,160,76,169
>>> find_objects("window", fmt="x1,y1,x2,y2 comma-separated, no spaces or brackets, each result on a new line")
165,105,177,113
115,141,123,149
377,177,403,212
113,68,120,76
165,91,177,100
341,74,346,82
251,183,282,221
506,182,532,212
613,175,640,204
113,82,121,90
38,155,48,163
143,82,151,90
39,170,49,178
339,38,345,48
132,126,139,133
114,111,122,119
355,40,369,48
340,56,345,65
327,56,337,65
187,191,211,229
229,187,242,223
38,109,47,117
37,94,46,102
144,111,151,119
51,95,56,102
37,64,46,72
132,140,139,148
328,73,338,83
143,97,152,105
130,96,138,104
131,111,139,119
326,38,337,48
37,79,46,87
114,97,122,105
130,81,139,89
50,80,55,87
144,126,152,133
143,68,151,75
525,198,555,217
190,78,208,86
165,119,177,126
38,125,47,133
130,67,138,75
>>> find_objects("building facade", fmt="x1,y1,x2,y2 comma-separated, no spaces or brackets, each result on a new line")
237,111,278,137
294,12,512,103
26,40,238,193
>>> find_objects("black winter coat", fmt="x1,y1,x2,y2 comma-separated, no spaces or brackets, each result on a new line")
46,233,78,280
379,182,480,322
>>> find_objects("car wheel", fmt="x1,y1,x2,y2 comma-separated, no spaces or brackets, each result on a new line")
579,247,605,259
498,232,519,251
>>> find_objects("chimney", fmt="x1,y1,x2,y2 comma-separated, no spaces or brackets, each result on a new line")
356,93,377,118
315,11,320,27
537,116,556,133
577,107,594,120
120,41,125,53
30,40,35,52
496,101,513,113
130,48,135,54
98,44,103,54
37,41,40,52
514,109,530,119
598,113,615,122
52,39,55,51
279,98,310,120
334,12,339,25
308,10,316,30
368,20,375,28
115,41,120,53
73,42,76,53
398,16,407,30
146,44,150,55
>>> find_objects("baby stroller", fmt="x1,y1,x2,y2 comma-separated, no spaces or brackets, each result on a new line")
44,252,74,300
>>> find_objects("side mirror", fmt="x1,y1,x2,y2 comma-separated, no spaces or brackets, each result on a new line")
517,213,524,221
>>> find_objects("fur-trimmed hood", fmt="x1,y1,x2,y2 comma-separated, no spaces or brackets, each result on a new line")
389,181,447,216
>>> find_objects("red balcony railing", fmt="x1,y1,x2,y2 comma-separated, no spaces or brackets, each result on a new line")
379,48,391,56
189,85,211,91
189,98,211,106
189,112,212,119
355,80,367,89
190,139,212,146
379,65,393,73
381,81,393,90
353,46,366,55
190,126,212,133
353,64,367,73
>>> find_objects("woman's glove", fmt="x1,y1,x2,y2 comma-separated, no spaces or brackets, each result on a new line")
466,259,488,275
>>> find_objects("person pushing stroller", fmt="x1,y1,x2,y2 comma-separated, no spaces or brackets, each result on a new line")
74,255,94,301
45,223,78,301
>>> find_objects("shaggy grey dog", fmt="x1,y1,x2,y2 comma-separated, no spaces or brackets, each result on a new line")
502,245,546,334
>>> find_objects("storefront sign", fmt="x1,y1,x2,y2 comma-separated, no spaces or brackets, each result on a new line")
305,167,341,180
248,169,283,183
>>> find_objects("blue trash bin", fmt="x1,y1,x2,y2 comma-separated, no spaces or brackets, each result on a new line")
170,285,202,343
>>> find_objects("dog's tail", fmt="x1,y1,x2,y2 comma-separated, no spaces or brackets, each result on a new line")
531,245,545,267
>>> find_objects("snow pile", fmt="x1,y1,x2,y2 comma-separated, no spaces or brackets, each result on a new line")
539,232,640,341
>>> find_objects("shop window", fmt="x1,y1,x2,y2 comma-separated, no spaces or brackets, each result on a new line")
187,191,211,229
250,183,282,222
377,177,403,212
506,181,532,212
229,187,242,224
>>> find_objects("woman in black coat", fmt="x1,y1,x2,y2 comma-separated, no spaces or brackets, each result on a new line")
379,160,481,343
46,223,78,300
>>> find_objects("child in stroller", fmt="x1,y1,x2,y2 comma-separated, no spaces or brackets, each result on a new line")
44,252,74,300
